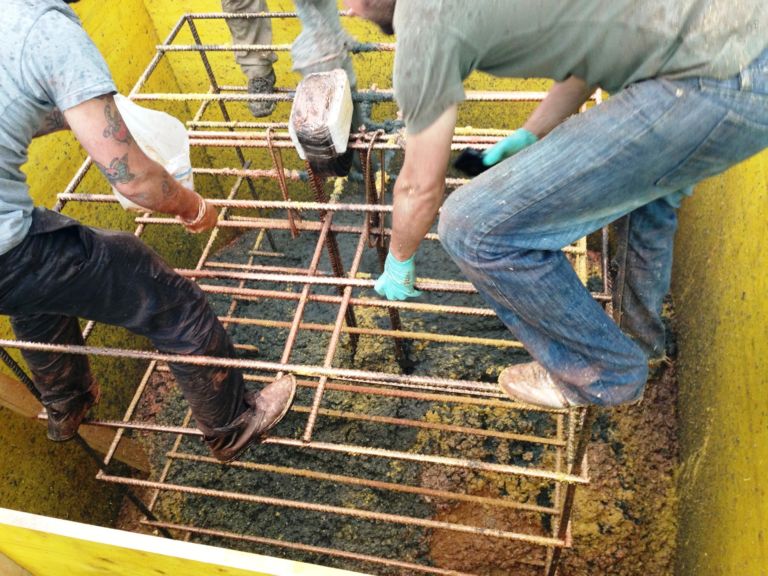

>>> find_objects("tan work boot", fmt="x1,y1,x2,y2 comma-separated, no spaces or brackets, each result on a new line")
498,361,582,409
205,374,296,463
45,380,101,442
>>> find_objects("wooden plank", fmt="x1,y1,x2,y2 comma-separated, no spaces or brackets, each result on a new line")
0,552,32,576
0,508,367,576
0,373,149,472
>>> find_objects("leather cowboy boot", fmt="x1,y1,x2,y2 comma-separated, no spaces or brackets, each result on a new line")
204,373,296,463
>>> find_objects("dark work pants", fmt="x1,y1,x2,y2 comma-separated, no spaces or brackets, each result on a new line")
0,209,245,435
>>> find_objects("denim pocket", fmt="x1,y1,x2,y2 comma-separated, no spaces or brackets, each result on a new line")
655,110,768,190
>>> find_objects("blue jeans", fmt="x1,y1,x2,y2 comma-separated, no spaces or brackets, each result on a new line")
439,48,768,405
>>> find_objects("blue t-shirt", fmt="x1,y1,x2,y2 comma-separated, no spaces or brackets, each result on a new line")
0,0,116,254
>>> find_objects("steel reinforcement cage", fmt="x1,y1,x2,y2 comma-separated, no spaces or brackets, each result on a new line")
0,10,613,576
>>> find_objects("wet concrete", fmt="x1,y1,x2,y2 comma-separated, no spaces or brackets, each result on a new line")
118,177,677,576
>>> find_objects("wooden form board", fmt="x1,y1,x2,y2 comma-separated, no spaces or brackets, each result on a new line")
0,508,367,576
0,372,149,472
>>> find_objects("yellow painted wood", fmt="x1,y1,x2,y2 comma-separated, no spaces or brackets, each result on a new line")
673,150,768,575
0,508,365,576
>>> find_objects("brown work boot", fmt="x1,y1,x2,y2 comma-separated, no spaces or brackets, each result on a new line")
45,381,101,442
205,374,296,463
247,69,277,118
498,361,583,409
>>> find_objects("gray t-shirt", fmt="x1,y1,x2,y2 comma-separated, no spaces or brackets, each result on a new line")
0,0,116,254
393,0,767,133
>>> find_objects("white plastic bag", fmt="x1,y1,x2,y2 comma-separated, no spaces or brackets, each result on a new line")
110,94,194,211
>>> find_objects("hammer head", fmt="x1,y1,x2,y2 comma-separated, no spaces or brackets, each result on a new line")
289,69,354,177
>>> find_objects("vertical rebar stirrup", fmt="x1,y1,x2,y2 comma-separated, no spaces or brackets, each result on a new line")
362,131,414,373
266,127,301,238
305,164,359,356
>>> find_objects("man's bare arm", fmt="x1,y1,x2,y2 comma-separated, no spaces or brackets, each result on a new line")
390,105,458,261
33,108,69,137
63,95,215,230
523,76,595,138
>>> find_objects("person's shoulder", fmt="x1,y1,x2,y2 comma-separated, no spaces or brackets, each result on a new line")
8,0,77,26
394,0,450,33
7,0,80,44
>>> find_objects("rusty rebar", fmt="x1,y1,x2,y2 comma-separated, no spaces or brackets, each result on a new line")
266,127,301,237
0,337,576,407
167,451,560,513
98,474,570,546
39,12,605,574
141,520,544,576
546,407,596,576
305,165,359,356
301,222,367,441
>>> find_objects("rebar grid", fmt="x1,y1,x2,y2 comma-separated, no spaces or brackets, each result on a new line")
5,11,613,576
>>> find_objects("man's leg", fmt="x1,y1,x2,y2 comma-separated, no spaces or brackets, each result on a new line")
292,0,363,130
439,60,768,406
222,0,277,117
10,313,100,440
0,214,294,455
611,189,690,360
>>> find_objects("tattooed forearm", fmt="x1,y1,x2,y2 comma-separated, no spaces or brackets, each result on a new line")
161,174,175,199
33,108,68,137
102,100,133,144
94,154,136,186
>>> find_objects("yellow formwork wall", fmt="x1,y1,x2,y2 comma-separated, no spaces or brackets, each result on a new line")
672,150,768,575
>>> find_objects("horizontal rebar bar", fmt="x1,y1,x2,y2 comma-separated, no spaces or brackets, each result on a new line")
131,89,550,104
198,284,500,317
198,277,610,305
267,438,585,483
99,474,566,547
187,130,513,145
187,10,333,20
204,260,329,276
219,315,524,349
58,193,392,213
141,520,544,576
239,371,524,410
0,338,545,401
80,413,583,483
289,403,562,446
176,266,476,293
165,451,561,514
157,41,394,53
186,137,489,152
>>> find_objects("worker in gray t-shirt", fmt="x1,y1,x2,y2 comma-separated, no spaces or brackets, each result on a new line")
0,0,295,461
346,0,768,408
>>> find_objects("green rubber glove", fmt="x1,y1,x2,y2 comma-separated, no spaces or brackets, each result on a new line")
482,128,538,167
374,252,422,301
